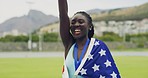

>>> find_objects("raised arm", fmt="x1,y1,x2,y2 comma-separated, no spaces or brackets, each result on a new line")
58,0,74,55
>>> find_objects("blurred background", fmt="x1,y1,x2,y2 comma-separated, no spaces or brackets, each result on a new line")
0,0,148,78
0,0,147,51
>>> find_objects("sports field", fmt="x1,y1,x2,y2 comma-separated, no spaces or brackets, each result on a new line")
0,56,148,78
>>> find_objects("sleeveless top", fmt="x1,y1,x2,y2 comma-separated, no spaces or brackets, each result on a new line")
65,44,83,78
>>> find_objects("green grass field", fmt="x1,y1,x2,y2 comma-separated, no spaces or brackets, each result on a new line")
0,56,148,78
0,57,63,78
115,56,148,78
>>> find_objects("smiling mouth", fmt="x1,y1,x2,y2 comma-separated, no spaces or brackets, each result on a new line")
74,29,81,35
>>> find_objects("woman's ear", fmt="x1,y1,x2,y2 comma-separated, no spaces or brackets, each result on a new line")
70,29,72,35
89,26,92,30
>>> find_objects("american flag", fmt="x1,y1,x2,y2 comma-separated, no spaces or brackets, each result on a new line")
74,38,121,78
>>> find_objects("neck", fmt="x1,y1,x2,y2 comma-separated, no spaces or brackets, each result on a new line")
75,37,89,49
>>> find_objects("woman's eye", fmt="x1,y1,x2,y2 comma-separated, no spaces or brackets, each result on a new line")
71,20,76,24
78,19,84,24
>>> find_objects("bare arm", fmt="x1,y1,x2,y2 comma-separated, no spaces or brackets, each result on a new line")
58,0,74,56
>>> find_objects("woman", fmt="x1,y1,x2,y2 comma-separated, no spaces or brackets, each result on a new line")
58,0,121,78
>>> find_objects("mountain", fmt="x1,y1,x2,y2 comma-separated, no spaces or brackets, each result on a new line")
86,9,103,14
91,2,148,21
0,10,58,36
0,2,147,37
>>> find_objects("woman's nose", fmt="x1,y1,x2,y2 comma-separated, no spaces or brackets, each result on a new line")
75,22,80,26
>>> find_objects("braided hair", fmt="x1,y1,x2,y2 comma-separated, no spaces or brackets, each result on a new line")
74,11,94,39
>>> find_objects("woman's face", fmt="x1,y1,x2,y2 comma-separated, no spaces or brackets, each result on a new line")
70,13,90,39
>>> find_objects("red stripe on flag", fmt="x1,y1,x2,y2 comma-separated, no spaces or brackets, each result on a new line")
62,65,64,73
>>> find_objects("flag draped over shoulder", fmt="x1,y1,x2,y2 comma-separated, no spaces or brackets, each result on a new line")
74,38,121,78
62,38,121,78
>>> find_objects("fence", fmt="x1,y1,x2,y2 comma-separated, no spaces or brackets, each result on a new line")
0,41,147,52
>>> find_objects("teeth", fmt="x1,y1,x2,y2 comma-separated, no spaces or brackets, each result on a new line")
75,29,80,32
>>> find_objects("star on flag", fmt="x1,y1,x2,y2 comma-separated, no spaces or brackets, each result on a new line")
99,75,105,78
80,68,87,75
87,54,93,60
92,64,100,72
99,49,106,56
94,41,100,46
110,71,117,78
104,60,112,67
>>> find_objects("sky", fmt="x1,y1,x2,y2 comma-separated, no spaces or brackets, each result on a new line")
0,0,148,23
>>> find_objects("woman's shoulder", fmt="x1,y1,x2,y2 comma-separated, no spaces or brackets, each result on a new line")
91,38,105,44
91,38,109,50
